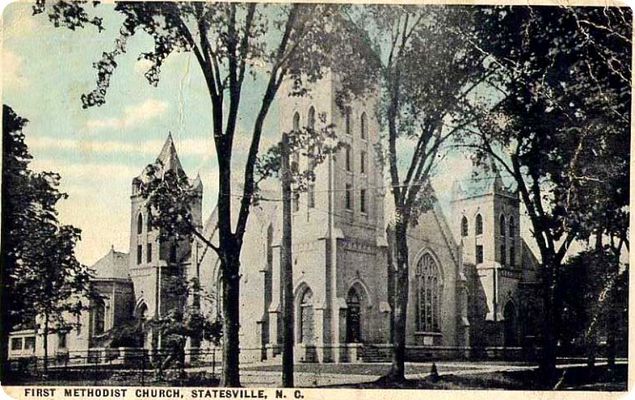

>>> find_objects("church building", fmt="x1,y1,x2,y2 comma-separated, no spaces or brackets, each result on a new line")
10,74,542,364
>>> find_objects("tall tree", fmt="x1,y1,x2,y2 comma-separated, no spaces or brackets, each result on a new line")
257,117,339,387
465,5,631,379
1,105,92,375
34,1,353,385
341,6,486,382
1,105,32,374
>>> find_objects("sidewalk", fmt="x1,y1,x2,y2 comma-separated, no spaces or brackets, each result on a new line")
234,360,628,387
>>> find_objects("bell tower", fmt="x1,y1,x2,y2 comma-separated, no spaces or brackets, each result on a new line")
451,166,522,347
450,167,520,269
128,133,203,326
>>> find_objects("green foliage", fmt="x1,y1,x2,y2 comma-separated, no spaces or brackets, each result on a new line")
2,105,94,334
559,249,628,351
2,104,94,379
135,166,221,368
464,6,631,374
138,164,199,243
255,112,340,196
149,275,222,373
468,6,631,253
343,6,486,225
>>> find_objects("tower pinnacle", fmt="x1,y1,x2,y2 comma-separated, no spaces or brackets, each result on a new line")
156,132,184,173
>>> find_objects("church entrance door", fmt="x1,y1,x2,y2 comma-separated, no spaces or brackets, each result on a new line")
504,301,518,347
346,288,362,343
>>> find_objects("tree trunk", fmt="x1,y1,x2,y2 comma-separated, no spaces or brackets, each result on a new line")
539,261,557,380
586,233,603,368
586,331,597,368
221,256,241,387
43,313,49,375
280,133,294,388
606,244,621,373
386,223,409,382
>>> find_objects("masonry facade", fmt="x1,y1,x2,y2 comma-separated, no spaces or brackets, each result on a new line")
9,75,542,364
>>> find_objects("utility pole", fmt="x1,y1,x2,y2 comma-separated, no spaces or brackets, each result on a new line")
281,132,294,387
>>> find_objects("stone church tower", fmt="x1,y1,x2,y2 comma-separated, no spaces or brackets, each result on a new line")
128,134,203,349
450,167,530,350
266,71,391,362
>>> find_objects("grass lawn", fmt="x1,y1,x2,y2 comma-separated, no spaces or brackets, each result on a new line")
335,364,628,390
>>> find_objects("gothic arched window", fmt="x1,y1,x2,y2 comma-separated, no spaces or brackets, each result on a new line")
298,288,314,344
415,254,442,332
509,217,516,266
147,210,152,231
137,213,143,234
461,216,468,237
475,214,483,235
360,112,367,139
307,106,315,130
293,112,300,132
93,300,106,336
499,215,507,265
508,216,515,237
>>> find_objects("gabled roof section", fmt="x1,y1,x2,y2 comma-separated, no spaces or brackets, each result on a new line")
451,164,516,201
452,175,499,199
192,172,203,192
91,246,130,280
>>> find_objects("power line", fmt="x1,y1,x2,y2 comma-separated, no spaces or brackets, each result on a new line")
193,190,529,266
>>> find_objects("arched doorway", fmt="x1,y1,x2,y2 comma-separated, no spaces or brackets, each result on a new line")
130,301,149,348
346,288,362,343
504,301,518,346
298,288,314,345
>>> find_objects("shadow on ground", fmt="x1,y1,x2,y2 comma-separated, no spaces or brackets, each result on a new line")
330,364,627,391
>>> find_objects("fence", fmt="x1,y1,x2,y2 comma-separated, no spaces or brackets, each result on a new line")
5,347,226,386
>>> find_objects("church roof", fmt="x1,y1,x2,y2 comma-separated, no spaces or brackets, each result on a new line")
133,133,193,186
90,247,129,280
156,132,184,174
452,175,499,199
451,167,515,201
192,172,203,192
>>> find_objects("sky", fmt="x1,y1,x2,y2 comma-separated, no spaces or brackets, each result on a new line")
1,2,544,266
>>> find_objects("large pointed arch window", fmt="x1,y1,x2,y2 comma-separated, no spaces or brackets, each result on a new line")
415,254,442,332
298,288,314,345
